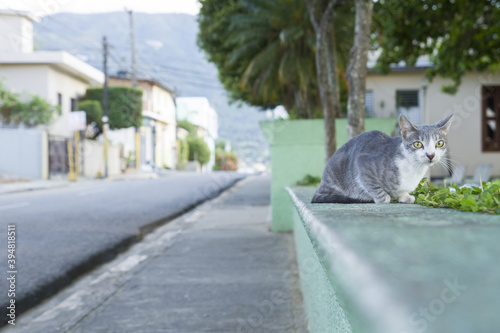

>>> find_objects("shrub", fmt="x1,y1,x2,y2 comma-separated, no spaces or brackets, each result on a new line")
77,100,102,136
83,86,143,129
178,139,189,167
177,120,197,135
0,81,59,126
186,136,211,166
214,151,238,171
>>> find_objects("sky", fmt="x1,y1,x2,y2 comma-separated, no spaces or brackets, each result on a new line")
0,0,201,17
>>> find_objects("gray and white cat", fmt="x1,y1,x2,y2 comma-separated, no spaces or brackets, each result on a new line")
311,113,454,204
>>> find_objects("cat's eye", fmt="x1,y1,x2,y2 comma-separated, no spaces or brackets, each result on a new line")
413,141,423,149
436,140,445,148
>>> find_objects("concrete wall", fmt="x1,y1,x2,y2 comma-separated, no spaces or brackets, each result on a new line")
83,140,121,178
367,70,500,178
0,128,48,179
261,118,396,231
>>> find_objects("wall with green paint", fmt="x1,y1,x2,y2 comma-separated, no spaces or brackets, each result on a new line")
260,118,396,231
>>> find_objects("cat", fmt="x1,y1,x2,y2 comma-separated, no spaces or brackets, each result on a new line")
311,113,454,204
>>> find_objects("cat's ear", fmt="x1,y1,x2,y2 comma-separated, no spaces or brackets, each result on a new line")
399,114,417,138
434,113,454,135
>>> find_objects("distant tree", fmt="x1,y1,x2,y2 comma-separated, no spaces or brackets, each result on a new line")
0,81,59,127
374,0,500,94
186,136,211,166
178,139,190,168
82,87,142,129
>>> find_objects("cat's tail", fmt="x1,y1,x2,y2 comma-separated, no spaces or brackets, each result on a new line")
311,193,372,204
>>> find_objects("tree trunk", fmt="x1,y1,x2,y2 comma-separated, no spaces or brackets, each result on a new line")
347,0,373,139
305,0,339,163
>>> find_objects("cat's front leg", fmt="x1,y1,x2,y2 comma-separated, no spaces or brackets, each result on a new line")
398,193,415,204
374,192,391,204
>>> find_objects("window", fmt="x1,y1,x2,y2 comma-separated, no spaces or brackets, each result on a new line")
70,98,78,111
482,86,500,152
396,90,420,124
365,90,374,118
57,93,62,109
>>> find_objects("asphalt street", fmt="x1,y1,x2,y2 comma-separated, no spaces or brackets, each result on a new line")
0,172,244,320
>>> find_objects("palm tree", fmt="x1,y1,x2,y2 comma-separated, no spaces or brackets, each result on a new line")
225,0,318,118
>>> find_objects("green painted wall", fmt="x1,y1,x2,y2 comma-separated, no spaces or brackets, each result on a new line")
293,205,352,333
260,118,396,231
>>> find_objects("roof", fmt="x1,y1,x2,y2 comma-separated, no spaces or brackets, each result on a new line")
367,51,432,72
0,51,104,84
0,9,40,22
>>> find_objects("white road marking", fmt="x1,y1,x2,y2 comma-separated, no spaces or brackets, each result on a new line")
0,202,30,211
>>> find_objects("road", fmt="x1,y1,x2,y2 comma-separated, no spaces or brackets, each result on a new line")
0,172,244,319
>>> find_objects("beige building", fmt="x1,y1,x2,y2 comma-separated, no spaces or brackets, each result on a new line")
109,77,177,169
366,65,500,179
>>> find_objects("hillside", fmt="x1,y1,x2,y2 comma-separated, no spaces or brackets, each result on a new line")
34,12,269,169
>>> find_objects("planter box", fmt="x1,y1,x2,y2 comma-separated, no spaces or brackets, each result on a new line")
260,118,396,231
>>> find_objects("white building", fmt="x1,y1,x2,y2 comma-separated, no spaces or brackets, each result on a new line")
0,10,104,137
366,56,500,179
176,97,218,171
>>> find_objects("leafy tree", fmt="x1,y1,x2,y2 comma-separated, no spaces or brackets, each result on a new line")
77,100,102,137
82,87,143,129
0,81,59,126
374,0,500,94
177,120,197,135
186,136,211,166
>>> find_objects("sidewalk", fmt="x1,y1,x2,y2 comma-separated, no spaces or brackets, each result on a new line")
7,175,307,332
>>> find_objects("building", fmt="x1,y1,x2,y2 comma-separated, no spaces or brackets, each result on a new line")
0,10,104,137
108,76,177,170
366,57,500,179
176,97,218,172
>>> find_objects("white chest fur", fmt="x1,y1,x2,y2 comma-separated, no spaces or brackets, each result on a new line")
396,156,429,193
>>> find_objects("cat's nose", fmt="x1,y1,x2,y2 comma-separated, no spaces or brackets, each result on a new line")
426,153,435,161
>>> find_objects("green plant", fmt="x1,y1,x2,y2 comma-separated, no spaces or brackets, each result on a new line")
177,120,197,135
412,179,500,215
186,136,211,166
214,150,238,171
0,81,58,126
77,100,102,128
83,86,142,129
296,174,321,186
178,139,189,167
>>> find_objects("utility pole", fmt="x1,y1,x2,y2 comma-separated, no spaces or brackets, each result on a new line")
127,9,141,169
102,36,109,178
128,9,138,87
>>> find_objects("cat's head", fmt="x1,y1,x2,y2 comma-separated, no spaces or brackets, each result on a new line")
399,113,454,166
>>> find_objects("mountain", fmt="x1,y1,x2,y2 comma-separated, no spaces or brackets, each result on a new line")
34,12,269,169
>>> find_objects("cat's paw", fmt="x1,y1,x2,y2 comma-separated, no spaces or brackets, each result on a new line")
398,194,415,204
374,193,391,204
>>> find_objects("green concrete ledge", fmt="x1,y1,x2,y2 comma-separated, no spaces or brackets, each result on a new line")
287,186,500,333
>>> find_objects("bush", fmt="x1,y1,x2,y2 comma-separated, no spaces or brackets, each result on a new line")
214,151,238,171
77,100,102,136
0,81,59,126
177,120,197,135
186,136,211,166
83,86,143,129
296,174,322,186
